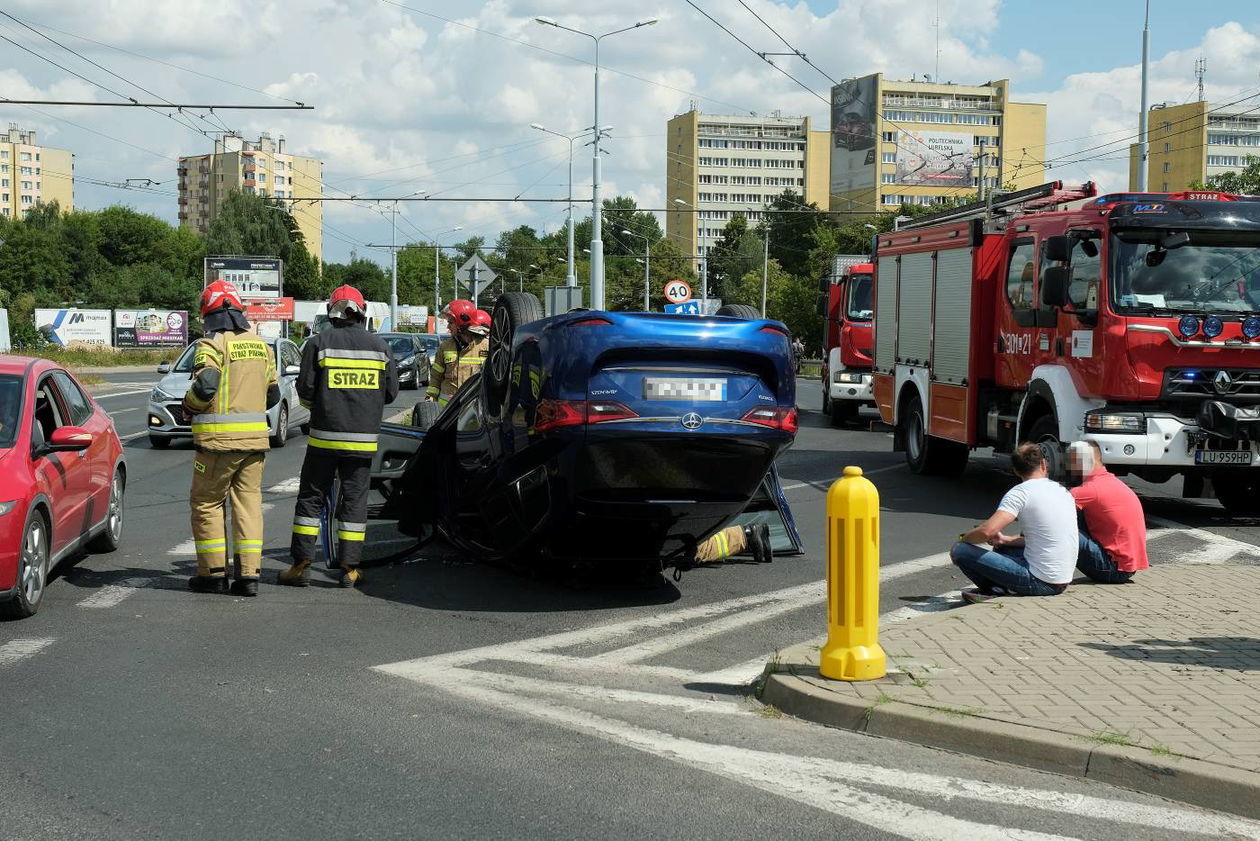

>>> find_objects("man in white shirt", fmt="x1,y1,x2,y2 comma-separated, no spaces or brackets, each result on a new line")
950,443,1079,603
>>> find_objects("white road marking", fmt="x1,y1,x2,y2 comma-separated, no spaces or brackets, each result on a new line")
266,477,302,494
108,408,139,416
94,388,153,400
0,637,55,666
119,430,149,442
77,579,150,609
781,463,904,492
453,668,749,715
1147,516,1260,563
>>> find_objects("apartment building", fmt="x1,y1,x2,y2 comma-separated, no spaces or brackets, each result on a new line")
829,73,1046,213
178,132,323,262
666,110,830,257
1129,100,1260,192
0,125,73,218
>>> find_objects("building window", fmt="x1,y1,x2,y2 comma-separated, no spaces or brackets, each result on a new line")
20,181,30,189
1207,155,1239,167
2,193,7,202
20,195,31,205
1163,162,1171,173
257,172,266,183
0,150,7,158
881,152,896,163
1162,121,1172,132
19,152,29,161
881,174,895,184
882,194,902,205
1162,181,1169,191
19,167,30,176
1163,143,1170,153
1,207,8,216
882,132,896,142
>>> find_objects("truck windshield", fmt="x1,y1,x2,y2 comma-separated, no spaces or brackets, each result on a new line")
846,273,873,321
1111,230,1260,314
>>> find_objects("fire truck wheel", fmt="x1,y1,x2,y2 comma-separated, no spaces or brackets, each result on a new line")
830,400,858,427
1027,415,1066,481
1213,474,1260,515
901,393,968,476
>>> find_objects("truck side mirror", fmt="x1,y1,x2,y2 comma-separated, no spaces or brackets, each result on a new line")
1041,266,1070,308
818,275,830,293
1044,235,1072,262
815,294,827,317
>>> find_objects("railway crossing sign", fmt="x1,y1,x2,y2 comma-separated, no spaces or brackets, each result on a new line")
663,280,692,304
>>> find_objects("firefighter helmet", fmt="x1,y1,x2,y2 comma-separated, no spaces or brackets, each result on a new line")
442,299,477,331
469,309,492,336
328,285,367,320
200,280,244,316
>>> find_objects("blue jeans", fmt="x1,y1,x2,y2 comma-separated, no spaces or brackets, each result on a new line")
949,542,1065,596
1076,532,1134,584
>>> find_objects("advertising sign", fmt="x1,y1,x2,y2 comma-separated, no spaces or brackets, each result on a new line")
34,308,112,347
244,297,295,322
830,74,878,195
396,305,430,327
893,129,975,187
114,310,188,347
205,256,283,299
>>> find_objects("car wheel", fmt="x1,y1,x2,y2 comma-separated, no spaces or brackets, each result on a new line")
149,435,170,449
716,303,761,319
831,400,858,428
901,392,968,476
413,401,442,431
1027,415,1065,482
1,512,49,620
487,292,543,413
1213,473,1260,515
87,469,125,553
270,404,289,448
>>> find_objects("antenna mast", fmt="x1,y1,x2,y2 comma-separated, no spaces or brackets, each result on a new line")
1196,57,1207,102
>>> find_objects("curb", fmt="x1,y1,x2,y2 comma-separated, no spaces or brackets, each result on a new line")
759,655,1260,820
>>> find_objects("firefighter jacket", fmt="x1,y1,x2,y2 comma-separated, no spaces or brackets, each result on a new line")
297,323,399,455
182,329,278,453
425,334,489,406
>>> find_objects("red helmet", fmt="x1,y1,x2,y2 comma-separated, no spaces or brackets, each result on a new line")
200,280,244,316
329,285,366,320
469,309,492,336
442,299,476,331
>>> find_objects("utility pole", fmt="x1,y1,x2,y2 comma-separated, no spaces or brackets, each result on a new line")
390,201,398,331
977,140,986,203
1137,0,1151,191
700,256,708,312
761,227,770,318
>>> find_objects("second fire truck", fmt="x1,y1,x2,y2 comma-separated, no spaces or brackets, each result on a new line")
873,181,1260,515
819,255,874,426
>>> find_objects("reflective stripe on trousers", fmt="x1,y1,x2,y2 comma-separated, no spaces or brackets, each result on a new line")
307,428,379,453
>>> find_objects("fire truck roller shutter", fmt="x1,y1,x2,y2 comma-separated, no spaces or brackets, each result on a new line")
930,249,974,385
897,253,933,366
874,254,899,375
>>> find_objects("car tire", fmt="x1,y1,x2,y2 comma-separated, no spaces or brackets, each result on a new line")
1027,415,1065,482
270,404,289,449
86,469,125,554
413,401,442,431
1,511,49,620
831,400,858,428
149,435,170,449
901,393,968,476
1213,474,1260,515
716,303,761,319
487,292,543,413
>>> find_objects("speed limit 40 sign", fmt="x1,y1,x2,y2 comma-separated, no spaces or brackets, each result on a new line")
663,280,692,304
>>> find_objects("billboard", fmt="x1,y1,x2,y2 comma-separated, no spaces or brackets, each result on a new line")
244,297,295,322
34,309,112,347
114,310,188,347
830,75,878,195
893,129,975,187
205,256,283,298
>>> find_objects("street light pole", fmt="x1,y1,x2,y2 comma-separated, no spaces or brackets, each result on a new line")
1137,0,1151,191
761,228,769,317
532,124,589,288
390,200,398,330
535,16,658,311
430,226,464,317
619,227,652,311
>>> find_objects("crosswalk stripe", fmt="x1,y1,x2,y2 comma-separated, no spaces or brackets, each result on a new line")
0,638,54,666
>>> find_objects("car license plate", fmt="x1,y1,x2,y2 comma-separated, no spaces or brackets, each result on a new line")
1194,449,1253,465
643,377,727,401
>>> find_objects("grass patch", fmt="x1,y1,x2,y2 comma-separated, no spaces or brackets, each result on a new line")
1085,730,1134,747
11,347,178,368
863,692,896,723
1149,742,1173,757
912,677,930,689
928,704,977,719
755,704,784,719
77,374,106,386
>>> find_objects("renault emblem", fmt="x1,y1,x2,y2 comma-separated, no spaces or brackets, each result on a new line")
1214,370,1233,394
681,412,703,430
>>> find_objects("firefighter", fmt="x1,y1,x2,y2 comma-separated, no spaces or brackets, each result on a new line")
183,280,281,597
693,523,772,566
424,300,490,406
279,285,399,588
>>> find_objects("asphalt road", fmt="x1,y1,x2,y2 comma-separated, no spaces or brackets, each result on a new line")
0,371,1256,840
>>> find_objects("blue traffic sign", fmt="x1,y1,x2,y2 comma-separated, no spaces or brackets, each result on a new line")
664,301,701,315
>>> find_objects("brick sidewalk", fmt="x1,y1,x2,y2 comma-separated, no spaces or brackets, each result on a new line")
761,563,1260,815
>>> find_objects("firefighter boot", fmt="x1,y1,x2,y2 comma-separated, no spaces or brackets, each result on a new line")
230,578,259,597
746,523,773,564
277,560,311,587
188,575,228,594
339,565,363,589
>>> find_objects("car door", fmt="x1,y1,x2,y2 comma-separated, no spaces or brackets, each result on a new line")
50,371,110,515
31,374,93,554
278,340,307,426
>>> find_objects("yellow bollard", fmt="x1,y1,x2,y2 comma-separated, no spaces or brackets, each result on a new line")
819,466,887,681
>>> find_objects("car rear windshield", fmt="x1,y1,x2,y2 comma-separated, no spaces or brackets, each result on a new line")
0,374,22,449
384,336,415,355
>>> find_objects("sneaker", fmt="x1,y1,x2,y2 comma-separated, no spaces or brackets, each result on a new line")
961,588,999,604
188,575,228,594
276,560,311,587
229,578,259,597
339,566,363,589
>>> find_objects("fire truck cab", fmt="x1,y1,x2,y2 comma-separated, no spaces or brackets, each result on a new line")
819,256,874,426
872,181,1260,515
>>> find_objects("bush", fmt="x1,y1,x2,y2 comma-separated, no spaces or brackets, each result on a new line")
9,346,178,368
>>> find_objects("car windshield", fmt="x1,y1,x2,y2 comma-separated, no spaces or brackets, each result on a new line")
0,374,21,449
1111,230,1260,314
846,273,873,321
172,343,198,373
383,336,415,355
419,336,440,353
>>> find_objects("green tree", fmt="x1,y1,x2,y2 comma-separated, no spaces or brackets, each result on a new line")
97,205,174,266
1190,155,1260,193
205,191,302,262
759,190,828,278
323,257,389,302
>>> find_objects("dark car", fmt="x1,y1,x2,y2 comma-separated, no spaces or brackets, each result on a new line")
378,332,432,391
366,293,801,574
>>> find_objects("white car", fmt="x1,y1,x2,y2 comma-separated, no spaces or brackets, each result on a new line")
146,337,311,449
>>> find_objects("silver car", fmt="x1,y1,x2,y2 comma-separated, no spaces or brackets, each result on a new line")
146,337,311,449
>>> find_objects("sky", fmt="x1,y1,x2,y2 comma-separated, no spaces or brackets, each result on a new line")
2,0,1259,267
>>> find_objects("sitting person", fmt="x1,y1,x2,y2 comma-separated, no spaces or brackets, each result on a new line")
1067,440,1148,583
950,443,1078,603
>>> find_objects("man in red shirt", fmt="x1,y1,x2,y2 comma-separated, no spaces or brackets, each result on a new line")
1067,441,1149,583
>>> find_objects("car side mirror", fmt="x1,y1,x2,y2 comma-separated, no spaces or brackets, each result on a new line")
285,365,301,376
47,426,94,452
1041,266,1070,308
1043,235,1072,262
157,362,171,374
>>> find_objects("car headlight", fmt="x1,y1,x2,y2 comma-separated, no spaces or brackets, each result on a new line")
399,356,416,368
835,372,866,384
1084,411,1145,434
151,385,179,402
0,501,15,516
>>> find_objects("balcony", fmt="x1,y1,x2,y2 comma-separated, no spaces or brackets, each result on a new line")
178,211,189,220
243,177,256,187
244,163,256,172
177,167,188,176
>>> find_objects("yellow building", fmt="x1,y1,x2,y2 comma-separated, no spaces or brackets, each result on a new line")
0,125,73,218
666,110,831,258
828,74,1046,214
178,133,323,263
1128,101,1259,192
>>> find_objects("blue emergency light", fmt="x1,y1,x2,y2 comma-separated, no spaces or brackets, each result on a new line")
1203,315,1225,339
1244,316,1260,340
1177,315,1201,339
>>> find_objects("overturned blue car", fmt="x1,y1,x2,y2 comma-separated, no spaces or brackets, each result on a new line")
370,293,801,574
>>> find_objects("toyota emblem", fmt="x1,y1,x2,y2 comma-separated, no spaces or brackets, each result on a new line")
681,412,704,430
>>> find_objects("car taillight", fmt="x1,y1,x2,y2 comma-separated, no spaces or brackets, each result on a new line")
534,399,638,433
759,325,789,336
570,317,613,327
742,405,797,433
587,400,637,423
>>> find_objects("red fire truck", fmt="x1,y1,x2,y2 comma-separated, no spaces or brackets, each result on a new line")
819,256,875,426
872,181,1260,514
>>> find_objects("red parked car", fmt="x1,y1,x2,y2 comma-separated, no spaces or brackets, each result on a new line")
0,356,126,619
